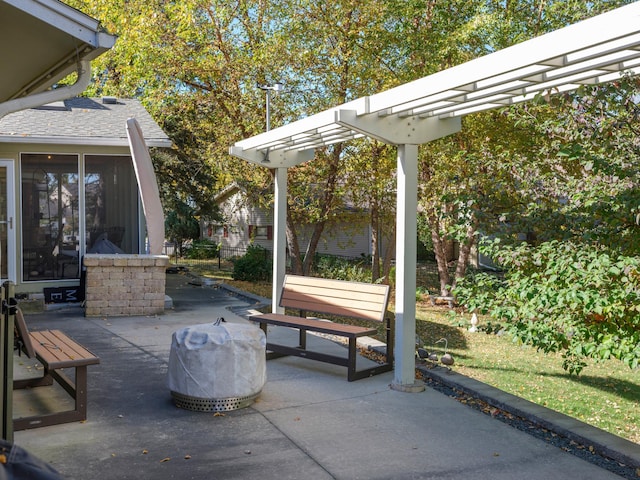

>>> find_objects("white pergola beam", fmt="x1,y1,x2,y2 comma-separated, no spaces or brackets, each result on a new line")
229,145,314,168
335,110,461,145
231,3,640,161
367,3,640,115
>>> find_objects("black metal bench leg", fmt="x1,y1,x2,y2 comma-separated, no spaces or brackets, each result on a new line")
75,366,88,419
298,328,307,350
347,338,357,382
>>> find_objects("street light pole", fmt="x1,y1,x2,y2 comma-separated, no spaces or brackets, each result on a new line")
257,82,283,132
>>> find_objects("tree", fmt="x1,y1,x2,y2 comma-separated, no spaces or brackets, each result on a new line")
353,141,397,283
65,0,282,230
165,201,200,258
407,0,635,295
276,0,402,275
454,76,640,373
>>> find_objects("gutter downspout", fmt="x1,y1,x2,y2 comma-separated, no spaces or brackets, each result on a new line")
0,59,92,119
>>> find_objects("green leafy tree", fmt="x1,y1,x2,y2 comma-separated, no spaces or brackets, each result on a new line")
165,201,200,258
455,76,640,373
409,0,635,295
457,240,640,374
278,0,401,275
65,0,278,229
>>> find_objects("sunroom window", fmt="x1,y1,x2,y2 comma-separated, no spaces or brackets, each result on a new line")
21,153,140,282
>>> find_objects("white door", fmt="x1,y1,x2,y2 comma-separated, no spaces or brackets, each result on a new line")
0,161,16,283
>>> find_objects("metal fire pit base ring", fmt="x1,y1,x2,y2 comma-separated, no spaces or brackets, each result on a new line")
171,390,260,412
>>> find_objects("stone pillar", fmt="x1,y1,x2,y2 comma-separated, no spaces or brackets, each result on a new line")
83,254,169,317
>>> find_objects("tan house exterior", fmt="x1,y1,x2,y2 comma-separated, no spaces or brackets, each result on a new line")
208,183,378,259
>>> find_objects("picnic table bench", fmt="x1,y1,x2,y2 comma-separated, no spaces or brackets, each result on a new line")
13,309,100,431
248,275,393,381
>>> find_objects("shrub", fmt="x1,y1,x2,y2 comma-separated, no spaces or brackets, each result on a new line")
312,254,371,282
185,239,220,259
232,244,270,281
454,239,640,374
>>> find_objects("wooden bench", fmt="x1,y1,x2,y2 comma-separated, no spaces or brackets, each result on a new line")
249,275,393,381
13,309,100,431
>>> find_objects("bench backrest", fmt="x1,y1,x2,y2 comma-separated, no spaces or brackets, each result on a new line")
14,308,35,359
279,275,390,322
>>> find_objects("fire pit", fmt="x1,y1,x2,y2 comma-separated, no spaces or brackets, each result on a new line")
167,318,266,412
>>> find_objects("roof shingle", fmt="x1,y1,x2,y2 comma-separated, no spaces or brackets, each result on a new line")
0,97,171,148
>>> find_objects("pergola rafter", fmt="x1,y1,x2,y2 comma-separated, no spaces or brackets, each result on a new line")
230,3,640,390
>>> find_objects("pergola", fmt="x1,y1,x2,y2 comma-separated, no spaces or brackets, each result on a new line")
230,3,640,390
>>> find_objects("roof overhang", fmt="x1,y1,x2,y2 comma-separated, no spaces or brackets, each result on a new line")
0,0,116,102
0,135,172,149
230,2,640,168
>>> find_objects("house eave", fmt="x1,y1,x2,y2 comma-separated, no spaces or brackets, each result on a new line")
0,0,117,102
0,135,172,149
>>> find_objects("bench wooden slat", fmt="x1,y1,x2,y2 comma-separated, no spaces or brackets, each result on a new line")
29,330,99,369
280,297,385,322
284,275,387,294
252,313,377,338
280,276,389,322
283,285,388,305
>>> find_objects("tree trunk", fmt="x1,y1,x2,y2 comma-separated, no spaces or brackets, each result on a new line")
370,204,381,281
295,146,342,276
451,217,478,291
302,220,327,275
286,210,303,274
427,210,452,296
381,227,395,285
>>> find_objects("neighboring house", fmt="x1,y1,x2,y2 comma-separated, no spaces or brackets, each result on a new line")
207,183,378,259
0,96,171,294
210,183,501,269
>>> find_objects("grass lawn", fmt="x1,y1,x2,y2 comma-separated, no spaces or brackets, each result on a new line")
217,276,639,445
414,302,639,445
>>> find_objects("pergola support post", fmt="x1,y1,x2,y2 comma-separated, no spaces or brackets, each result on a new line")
272,167,287,314
391,144,425,393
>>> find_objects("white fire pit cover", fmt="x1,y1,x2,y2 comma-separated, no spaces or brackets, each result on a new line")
168,320,266,401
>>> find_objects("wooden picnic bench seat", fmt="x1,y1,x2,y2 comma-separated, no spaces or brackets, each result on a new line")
13,309,100,431
249,275,393,381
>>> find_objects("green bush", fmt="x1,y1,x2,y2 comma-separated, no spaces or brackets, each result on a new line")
312,254,371,282
454,239,640,374
185,239,220,259
232,244,270,281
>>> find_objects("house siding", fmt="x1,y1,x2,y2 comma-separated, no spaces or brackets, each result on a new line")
209,186,388,260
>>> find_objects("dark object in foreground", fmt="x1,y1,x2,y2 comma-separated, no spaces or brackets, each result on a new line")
0,439,63,480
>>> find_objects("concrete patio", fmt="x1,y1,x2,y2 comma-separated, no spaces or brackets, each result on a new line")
11,272,639,480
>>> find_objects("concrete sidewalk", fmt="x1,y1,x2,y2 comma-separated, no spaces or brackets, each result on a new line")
13,273,640,479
